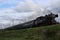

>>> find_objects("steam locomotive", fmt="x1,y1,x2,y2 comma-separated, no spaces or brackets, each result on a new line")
4,13,58,30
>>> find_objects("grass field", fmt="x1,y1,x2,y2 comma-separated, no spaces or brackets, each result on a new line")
0,24,60,40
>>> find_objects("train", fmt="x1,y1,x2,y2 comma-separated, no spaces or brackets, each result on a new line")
3,13,58,30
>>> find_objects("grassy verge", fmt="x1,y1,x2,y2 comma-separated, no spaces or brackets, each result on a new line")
0,24,60,40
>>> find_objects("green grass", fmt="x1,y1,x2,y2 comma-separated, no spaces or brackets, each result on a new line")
0,24,60,40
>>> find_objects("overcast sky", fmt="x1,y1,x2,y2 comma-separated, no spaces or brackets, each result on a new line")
0,0,60,29
0,0,60,10
0,0,60,23
0,0,60,21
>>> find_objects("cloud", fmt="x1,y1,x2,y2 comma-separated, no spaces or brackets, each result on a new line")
14,0,60,12
14,0,60,23
15,0,44,12
0,0,60,29
0,0,60,20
